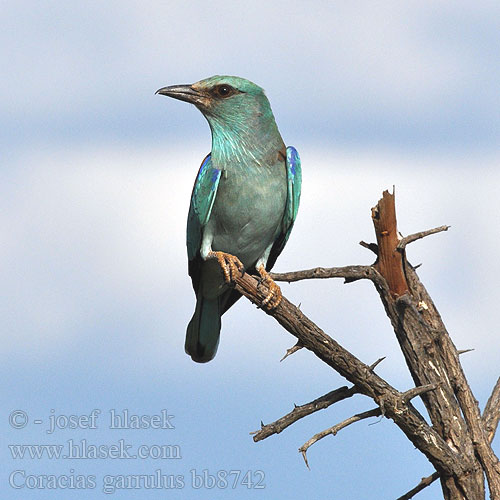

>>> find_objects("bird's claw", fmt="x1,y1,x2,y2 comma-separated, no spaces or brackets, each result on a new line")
257,265,282,310
208,251,244,283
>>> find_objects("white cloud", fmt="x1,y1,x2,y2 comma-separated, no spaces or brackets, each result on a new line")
2,0,498,142
2,144,499,386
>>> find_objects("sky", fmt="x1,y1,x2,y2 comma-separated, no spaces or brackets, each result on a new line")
2,1,499,499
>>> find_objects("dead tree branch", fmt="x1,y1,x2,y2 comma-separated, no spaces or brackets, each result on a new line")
271,265,377,284
234,271,474,481
234,189,498,500
253,357,385,442
251,385,359,442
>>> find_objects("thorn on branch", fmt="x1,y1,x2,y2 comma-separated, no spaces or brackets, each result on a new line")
281,341,303,361
298,408,381,469
369,356,386,371
397,225,450,251
457,348,474,355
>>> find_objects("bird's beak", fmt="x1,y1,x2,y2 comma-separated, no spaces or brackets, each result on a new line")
155,84,205,106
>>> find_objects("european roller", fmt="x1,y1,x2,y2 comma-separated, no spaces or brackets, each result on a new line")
157,76,301,363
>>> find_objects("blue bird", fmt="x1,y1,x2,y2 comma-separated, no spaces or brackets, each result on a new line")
157,76,301,362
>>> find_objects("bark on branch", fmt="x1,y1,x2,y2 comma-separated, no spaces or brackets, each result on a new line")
483,377,500,444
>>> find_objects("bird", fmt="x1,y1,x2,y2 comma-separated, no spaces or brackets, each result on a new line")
156,75,301,363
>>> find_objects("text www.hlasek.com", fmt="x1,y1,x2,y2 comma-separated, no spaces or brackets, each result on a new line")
9,469,266,493
9,440,181,460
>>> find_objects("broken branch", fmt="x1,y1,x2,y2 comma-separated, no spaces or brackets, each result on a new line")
298,408,381,468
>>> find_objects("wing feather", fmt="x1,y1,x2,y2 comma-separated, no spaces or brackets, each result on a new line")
266,146,302,270
186,154,221,289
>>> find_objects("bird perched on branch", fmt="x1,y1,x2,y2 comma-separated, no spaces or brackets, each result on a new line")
157,76,301,362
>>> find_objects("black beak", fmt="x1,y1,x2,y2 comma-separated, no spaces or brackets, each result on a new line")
155,84,204,105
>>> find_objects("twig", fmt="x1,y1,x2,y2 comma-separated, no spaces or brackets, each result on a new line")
270,265,382,285
298,408,381,469
396,472,440,500
397,226,450,250
483,377,500,443
251,386,359,442
280,341,303,361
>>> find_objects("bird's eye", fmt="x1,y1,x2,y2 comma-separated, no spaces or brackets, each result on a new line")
214,84,234,98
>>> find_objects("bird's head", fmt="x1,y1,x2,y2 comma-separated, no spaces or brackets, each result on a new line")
156,75,276,135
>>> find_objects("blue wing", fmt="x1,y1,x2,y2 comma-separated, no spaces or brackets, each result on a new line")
266,146,302,270
186,154,221,266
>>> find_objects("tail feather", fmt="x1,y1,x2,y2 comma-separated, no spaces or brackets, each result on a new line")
185,295,221,363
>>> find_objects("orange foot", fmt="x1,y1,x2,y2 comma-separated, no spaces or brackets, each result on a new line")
256,265,282,310
208,251,244,283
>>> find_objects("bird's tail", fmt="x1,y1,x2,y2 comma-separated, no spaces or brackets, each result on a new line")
185,294,221,363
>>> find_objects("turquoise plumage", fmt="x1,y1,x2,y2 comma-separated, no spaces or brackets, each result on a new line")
186,154,221,262
157,76,301,362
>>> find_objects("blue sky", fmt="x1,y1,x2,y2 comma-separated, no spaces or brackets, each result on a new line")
2,1,499,499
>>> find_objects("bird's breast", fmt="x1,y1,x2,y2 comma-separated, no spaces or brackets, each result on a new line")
209,163,287,267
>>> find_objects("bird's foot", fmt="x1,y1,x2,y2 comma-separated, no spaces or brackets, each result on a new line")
256,265,282,310
207,251,244,283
